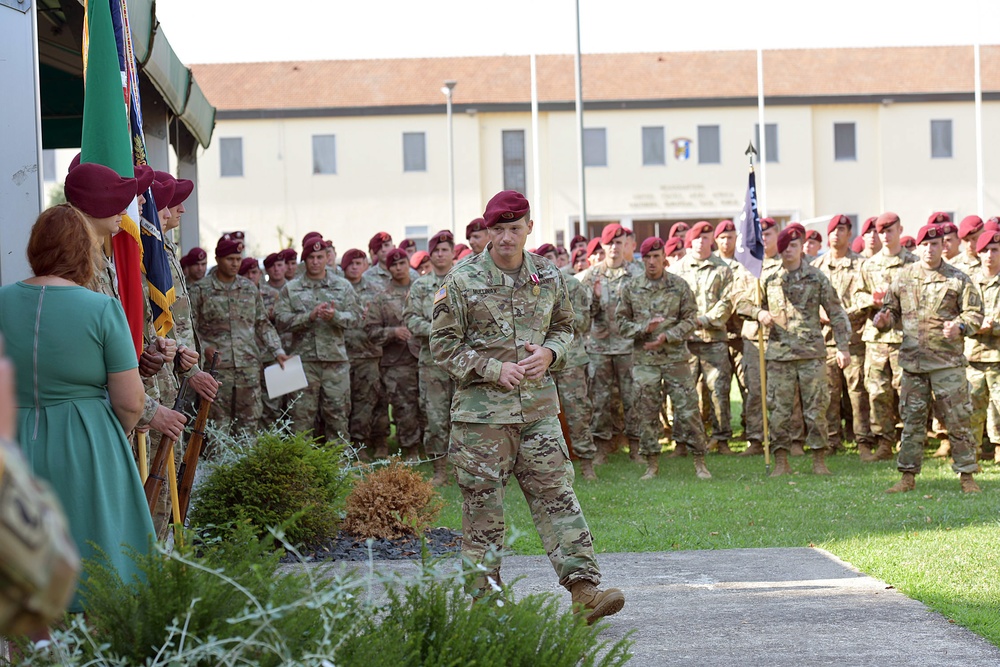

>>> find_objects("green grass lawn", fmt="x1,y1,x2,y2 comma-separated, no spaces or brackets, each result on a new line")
422,414,1000,647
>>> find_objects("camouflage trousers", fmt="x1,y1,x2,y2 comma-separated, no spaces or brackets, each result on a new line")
966,361,1000,447
729,339,748,423
826,344,873,448
898,367,978,474
633,363,707,456
382,362,423,451
289,360,351,443
348,357,384,445
688,341,733,441
587,352,637,441
864,342,902,443
209,366,262,435
449,417,601,591
552,364,596,459
766,357,829,452
419,363,454,456
742,339,765,442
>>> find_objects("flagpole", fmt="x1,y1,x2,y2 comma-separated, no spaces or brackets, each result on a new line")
573,0,588,238
756,48,768,218
746,147,770,472
974,42,984,217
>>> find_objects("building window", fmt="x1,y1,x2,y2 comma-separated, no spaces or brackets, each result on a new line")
502,130,526,193
642,127,665,166
220,137,244,177
931,120,953,158
834,123,856,161
312,135,337,174
697,125,720,164
753,123,779,163
403,132,426,172
583,128,607,167
42,149,56,182
404,225,429,251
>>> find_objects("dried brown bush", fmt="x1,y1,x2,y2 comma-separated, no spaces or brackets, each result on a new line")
341,460,444,539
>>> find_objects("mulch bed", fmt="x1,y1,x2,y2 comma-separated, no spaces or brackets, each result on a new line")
282,527,463,563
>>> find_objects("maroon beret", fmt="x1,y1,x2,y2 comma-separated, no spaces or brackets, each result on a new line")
149,176,175,211
684,221,714,248
900,236,917,250
535,243,557,257
64,163,137,218
785,222,806,236
586,238,603,257
216,237,244,258
663,236,683,256
987,216,1000,229
466,217,488,238
715,220,735,238
133,164,155,196
976,230,1000,253
860,216,878,235
238,257,259,276
776,227,803,254
938,223,958,237
168,178,194,208
915,224,944,245
398,238,417,251
409,250,430,270
385,247,409,266
600,223,625,245
68,152,82,171
622,227,635,237
278,247,297,262
483,190,530,227
302,238,327,259
368,232,392,254
667,222,690,239
959,215,984,239
851,237,865,253
570,234,588,247
222,231,245,242
571,248,589,265
639,236,665,257
179,246,207,268
428,230,455,255
828,214,852,234
340,248,366,271
263,252,281,269
760,217,777,231
927,211,951,225
805,230,823,242
302,231,322,248
452,243,470,259
875,213,900,233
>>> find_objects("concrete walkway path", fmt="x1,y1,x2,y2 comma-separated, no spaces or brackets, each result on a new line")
338,547,1000,666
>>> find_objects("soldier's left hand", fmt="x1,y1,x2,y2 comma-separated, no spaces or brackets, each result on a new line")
643,333,667,351
189,370,220,402
276,353,291,369
836,350,850,370
176,345,199,371
157,337,177,362
519,342,554,380
943,320,963,339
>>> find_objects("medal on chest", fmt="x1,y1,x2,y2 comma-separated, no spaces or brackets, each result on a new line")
531,273,540,296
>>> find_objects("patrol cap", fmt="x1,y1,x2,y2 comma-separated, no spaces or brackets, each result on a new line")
466,217,488,238
667,221,690,239
875,212,900,233
216,237,244,258
851,237,865,253
180,247,207,268
149,176,175,211
340,248,366,271
586,238,603,257
535,243,557,257
976,230,1000,253
663,236,683,256
398,238,417,251
776,227,803,253
428,230,455,254
715,220,735,238
640,236,665,257
64,163,137,218
385,247,408,266
860,216,878,235
238,257,259,276
915,224,944,245
570,234,588,247
901,236,916,250
263,252,281,269
278,247,297,262
600,223,625,245
133,164,155,197
760,217,777,231
805,230,823,242
828,214,852,234
410,250,430,270
927,211,951,225
684,221,714,248
483,190,530,227
368,231,393,254
959,215,984,239
302,237,327,259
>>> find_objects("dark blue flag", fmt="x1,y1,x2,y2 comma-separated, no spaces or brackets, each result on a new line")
734,168,764,278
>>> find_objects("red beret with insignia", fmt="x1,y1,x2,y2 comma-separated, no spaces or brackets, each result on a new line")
385,247,409,266
639,236,665,257
168,178,194,208
875,212,900,233
927,211,951,225
959,215,984,239
340,248,366,271
976,230,1000,253
398,238,417,251
785,222,806,235
535,243,557,257
776,227,803,253
302,237,327,259
600,223,625,245
760,217,777,231
428,230,455,254
684,221,714,248
278,247,297,262
667,222,690,239
410,250,430,270
851,237,865,253
663,236,683,256
301,231,322,248
828,214,852,234
571,248,589,265
901,236,916,250
586,238,603,257
238,257,258,276
263,252,281,269
149,176,175,211
222,231,245,242
64,163,137,218
570,234,588,247
805,229,823,242
466,217,487,238
860,216,878,235
368,231,393,254
216,237,244,258
483,190,530,227
715,220,735,238
915,224,944,245
454,244,473,260
938,222,958,237
987,217,1000,230
180,247,207,268
133,164,155,197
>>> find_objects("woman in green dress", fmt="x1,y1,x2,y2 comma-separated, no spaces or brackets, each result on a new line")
0,202,152,613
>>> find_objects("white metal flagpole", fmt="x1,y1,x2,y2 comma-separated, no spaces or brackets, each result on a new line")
531,53,543,247
974,42,984,217
756,47,768,217
574,0,588,238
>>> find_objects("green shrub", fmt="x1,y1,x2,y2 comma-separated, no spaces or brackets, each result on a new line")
190,429,352,547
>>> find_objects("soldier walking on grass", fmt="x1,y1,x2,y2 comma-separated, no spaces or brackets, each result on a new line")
430,190,625,624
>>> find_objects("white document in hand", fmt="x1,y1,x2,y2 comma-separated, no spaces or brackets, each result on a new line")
264,355,309,399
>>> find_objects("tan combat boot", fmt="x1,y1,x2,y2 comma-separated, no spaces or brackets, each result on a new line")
693,453,712,479
740,440,764,457
811,448,832,475
960,472,981,493
629,438,643,463
714,440,735,456
769,449,792,477
579,458,598,481
873,438,895,461
430,457,449,487
640,453,659,480
885,472,916,493
930,438,951,458
858,443,876,462
570,580,626,625
593,438,611,466
667,442,688,458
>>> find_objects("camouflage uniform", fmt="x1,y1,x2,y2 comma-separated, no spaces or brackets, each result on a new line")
345,276,386,446
879,262,983,474
720,256,748,432
751,262,852,452
616,272,706,455
950,252,981,277
576,262,637,442
190,267,284,434
551,274,596,459
736,256,781,444
430,247,601,591
274,272,360,443
365,282,423,452
856,248,918,447
671,253,734,443
812,250,874,450
403,271,455,456
363,262,420,288
965,268,1000,449
258,281,284,426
